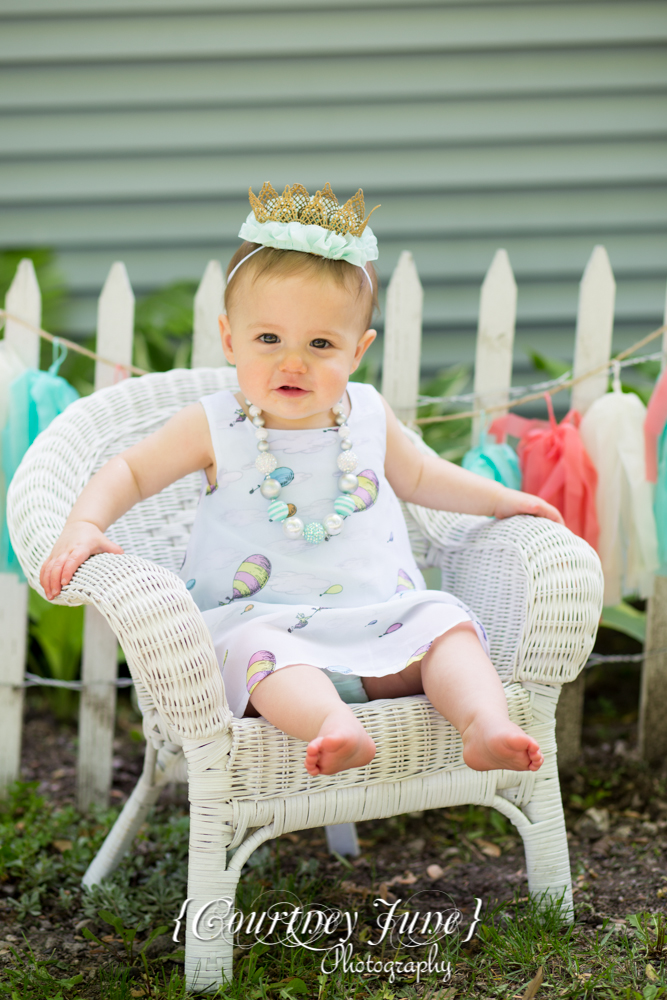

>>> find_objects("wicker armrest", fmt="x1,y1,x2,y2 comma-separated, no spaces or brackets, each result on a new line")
53,552,231,742
406,504,603,685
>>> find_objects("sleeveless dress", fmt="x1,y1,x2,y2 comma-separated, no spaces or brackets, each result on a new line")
178,381,489,718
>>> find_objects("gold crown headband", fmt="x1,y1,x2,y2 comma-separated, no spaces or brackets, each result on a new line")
229,182,380,289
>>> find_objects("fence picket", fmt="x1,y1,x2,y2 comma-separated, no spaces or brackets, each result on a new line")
639,282,667,763
0,259,41,793
555,245,615,773
472,249,517,446
77,262,135,810
571,246,616,415
192,260,227,369
381,251,423,426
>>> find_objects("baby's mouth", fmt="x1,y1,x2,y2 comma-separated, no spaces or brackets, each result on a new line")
274,386,309,398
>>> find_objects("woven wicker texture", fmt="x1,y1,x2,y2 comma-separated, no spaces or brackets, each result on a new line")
249,182,378,237
6,368,603,992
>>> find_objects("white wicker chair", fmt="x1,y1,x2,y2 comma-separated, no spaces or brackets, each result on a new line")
7,367,603,992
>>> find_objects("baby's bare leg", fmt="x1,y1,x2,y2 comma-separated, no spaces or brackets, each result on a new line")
364,623,543,772
249,664,376,776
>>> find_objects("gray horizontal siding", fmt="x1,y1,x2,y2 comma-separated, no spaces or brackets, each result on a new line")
3,95,666,158
1,5,665,64
2,48,664,110
0,0,665,376
3,143,666,201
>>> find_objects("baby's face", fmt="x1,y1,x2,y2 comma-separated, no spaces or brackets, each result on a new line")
218,270,376,428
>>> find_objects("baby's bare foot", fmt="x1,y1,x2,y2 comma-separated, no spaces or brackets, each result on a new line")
461,716,543,772
305,722,376,776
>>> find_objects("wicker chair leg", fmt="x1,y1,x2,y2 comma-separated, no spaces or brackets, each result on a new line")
496,685,574,919
184,802,238,993
82,743,160,888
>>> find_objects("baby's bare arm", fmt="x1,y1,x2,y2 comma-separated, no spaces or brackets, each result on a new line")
40,402,215,599
381,396,563,523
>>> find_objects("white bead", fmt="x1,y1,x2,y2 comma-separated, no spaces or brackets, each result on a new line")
337,451,358,472
335,414,346,425
340,439,353,450
283,516,304,539
260,477,281,499
257,439,270,453
338,473,358,493
323,512,344,536
252,416,265,428
255,427,269,440
332,402,345,415
248,404,262,418
255,452,277,474
338,425,351,439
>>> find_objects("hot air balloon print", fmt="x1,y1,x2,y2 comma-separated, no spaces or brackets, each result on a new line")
319,584,343,597
349,469,379,513
365,620,378,626
246,650,276,695
229,407,247,427
379,622,403,637
241,604,254,614
405,642,433,668
219,554,271,605
395,569,415,593
186,579,196,590
249,466,294,494
288,607,323,632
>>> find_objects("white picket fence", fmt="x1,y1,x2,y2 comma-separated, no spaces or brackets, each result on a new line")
0,245,665,805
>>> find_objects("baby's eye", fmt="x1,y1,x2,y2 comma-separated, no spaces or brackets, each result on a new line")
258,333,279,344
310,338,331,349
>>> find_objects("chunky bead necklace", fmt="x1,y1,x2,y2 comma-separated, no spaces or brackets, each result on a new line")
247,398,360,545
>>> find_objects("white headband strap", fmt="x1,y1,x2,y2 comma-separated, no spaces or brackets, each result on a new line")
226,245,264,284
227,246,374,293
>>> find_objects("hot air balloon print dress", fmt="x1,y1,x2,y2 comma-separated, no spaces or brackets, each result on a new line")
178,381,489,718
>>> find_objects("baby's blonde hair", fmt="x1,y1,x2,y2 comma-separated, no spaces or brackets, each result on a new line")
224,242,379,330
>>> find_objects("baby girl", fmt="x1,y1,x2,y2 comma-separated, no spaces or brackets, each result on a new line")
41,183,562,778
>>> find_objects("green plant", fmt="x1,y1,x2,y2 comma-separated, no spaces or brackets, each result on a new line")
82,908,168,966
27,587,84,720
600,601,647,643
2,943,84,999
417,366,472,463
133,281,198,374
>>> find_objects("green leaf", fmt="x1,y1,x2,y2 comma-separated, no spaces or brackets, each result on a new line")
28,588,83,681
527,350,570,379
279,980,309,998
139,924,170,953
81,927,107,948
600,602,646,643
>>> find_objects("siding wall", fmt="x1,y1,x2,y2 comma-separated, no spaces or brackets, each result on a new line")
1,0,666,374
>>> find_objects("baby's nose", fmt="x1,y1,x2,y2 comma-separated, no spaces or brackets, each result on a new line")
279,351,308,373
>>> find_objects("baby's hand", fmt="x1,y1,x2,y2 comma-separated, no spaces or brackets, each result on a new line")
493,487,564,525
40,521,125,600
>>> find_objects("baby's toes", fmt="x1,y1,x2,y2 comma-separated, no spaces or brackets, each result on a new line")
304,737,324,774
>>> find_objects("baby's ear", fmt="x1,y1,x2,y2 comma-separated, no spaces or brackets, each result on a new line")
351,328,377,371
219,314,235,364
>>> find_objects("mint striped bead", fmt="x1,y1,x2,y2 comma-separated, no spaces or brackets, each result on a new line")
267,499,290,522
334,494,356,518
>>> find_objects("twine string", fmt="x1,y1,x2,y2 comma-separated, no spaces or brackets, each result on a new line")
0,309,149,377
414,323,667,425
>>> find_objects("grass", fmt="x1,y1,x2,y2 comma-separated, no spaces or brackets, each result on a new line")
2,781,667,999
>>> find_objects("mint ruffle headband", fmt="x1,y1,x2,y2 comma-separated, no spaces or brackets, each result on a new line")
228,183,380,291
